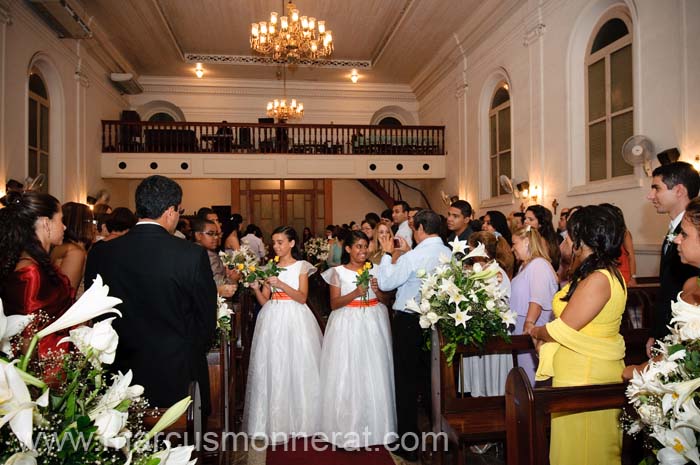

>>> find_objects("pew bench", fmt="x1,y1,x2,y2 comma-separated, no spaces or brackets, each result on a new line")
505,367,627,465
430,330,534,464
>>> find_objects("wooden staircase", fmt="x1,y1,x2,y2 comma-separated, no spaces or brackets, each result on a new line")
358,179,402,208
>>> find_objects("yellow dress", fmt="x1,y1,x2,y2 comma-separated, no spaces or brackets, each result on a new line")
540,269,626,465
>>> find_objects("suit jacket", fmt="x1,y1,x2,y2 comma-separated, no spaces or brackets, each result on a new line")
85,224,217,412
652,222,698,339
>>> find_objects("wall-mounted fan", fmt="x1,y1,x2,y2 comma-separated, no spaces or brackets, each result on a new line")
499,175,519,198
622,135,654,176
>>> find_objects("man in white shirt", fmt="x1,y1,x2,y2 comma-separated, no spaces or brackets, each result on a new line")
645,161,699,356
376,209,451,461
392,200,413,247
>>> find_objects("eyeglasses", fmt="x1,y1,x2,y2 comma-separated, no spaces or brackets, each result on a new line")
200,231,221,237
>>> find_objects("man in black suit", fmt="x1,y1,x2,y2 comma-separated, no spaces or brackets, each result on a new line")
646,161,699,356
85,175,217,413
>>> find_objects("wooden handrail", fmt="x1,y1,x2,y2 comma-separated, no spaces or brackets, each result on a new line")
101,120,446,155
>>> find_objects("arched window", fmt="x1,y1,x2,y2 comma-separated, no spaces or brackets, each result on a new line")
489,82,511,197
378,117,402,127
586,12,633,182
148,112,176,122
28,68,49,193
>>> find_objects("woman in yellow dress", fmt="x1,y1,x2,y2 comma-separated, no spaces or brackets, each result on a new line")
530,204,627,465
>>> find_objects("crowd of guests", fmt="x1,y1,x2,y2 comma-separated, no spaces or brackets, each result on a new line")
0,161,698,465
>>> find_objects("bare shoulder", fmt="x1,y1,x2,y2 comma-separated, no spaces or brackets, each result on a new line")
682,277,700,305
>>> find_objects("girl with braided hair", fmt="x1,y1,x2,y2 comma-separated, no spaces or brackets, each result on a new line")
530,204,626,465
0,190,73,359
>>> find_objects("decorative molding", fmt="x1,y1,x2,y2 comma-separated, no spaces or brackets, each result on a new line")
567,175,642,197
522,23,546,46
455,83,468,99
184,53,372,70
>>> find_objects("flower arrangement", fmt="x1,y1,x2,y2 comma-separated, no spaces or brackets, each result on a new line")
625,295,700,464
354,261,373,306
407,238,516,364
305,237,331,266
216,294,234,341
219,246,259,288
0,276,195,465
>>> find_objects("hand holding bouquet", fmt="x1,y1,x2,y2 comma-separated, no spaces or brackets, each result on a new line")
354,261,373,306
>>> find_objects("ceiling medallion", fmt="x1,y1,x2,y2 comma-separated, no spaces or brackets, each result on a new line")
250,1,333,63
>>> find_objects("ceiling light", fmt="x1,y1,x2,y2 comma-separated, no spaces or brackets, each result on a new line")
251,1,333,63
266,64,303,121
350,70,359,83
195,63,204,79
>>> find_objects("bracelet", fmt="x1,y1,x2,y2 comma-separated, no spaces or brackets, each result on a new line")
525,320,536,325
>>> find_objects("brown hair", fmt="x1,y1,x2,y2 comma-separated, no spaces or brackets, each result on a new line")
469,231,515,278
685,198,700,231
62,202,96,249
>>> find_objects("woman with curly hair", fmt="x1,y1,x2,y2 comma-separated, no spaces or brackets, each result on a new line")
530,205,627,465
51,202,95,292
0,190,73,359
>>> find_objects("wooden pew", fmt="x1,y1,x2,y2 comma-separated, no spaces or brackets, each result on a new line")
430,329,534,465
505,367,627,465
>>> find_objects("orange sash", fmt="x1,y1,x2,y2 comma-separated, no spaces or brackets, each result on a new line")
346,298,380,308
271,292,292,300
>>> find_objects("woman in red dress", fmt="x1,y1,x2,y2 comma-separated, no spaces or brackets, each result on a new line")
0,190,73,359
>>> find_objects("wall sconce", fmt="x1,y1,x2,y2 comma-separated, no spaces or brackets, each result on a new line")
530,185,541,203
350,69,359,83
693,155,700,172
516,181,529,198
195,63,204,79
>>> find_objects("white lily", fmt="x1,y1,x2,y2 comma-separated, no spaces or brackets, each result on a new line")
0,300,33,357
464,242,489,260
500,310,517,328
150,440,197,465
448,304,472,328
404,298,421,314
419,315,432,329
415,269,426,278
217,297,233,321
652,426,700,465
0,361,42,450
89,370,144,418
144,396,192,441
37,274,122,339
448,237,468,255
672,378,700,417
58,317,119,367
438,253,452,265
674,398,700,432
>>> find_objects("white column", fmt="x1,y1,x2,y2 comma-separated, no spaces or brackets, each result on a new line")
0,0,10,189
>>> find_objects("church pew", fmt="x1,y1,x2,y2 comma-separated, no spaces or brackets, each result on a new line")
504,367,627,465
430,330,534,465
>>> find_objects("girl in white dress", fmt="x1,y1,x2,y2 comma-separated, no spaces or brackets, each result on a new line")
243,226,323,443
320,230,397,448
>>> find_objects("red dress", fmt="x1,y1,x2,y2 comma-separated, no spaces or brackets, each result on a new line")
618,244,632,284
2,262,74,358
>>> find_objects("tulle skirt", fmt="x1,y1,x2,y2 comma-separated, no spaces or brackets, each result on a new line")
243,299,323,443
319,303,397,447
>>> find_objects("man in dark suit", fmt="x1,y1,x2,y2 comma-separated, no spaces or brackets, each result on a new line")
85,175,217,413
645,161,699,356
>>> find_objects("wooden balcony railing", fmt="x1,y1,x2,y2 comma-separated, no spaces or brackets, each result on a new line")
101,121,445,155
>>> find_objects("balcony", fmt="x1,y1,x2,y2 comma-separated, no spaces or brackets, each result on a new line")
101,121,446,179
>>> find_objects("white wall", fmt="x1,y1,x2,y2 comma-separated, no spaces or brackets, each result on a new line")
416,0,700,277
1,1,126,202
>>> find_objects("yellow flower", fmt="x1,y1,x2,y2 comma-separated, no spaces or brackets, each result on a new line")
248,265,256,272
364,262,372,270
357,269,363,274
237,263,245,271
274,256,280,262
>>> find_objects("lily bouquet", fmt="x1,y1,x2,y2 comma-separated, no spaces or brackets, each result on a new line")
305,237,331,267
216,294,234,341
406,238,516,364
0,276,195,465
625,295,700,465
219,246,259,288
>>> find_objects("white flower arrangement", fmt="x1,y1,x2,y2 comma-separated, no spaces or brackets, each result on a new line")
216,294,234,340
304,237,331,265
409,238,516,364
625,294,700,464
0,276,195,465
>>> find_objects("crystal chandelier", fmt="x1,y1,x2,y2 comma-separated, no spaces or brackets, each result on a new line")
250,1,333,63
266,65,304,121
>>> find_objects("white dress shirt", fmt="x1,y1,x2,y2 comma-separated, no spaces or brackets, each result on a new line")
241,233,266,261
395,220,413,247
376,236,451,313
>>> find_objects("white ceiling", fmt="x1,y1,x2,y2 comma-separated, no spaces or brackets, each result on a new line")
80,0,504,85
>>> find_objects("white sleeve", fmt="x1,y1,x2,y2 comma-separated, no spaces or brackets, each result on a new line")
375,252,413,291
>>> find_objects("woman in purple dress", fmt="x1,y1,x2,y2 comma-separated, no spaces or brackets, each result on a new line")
510,225,559,385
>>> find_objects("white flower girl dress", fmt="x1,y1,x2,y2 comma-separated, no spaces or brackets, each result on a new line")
319,265,396,448
243,260,322,443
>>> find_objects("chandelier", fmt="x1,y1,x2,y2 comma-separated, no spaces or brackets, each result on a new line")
266,65,304,121
250,1,333,63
